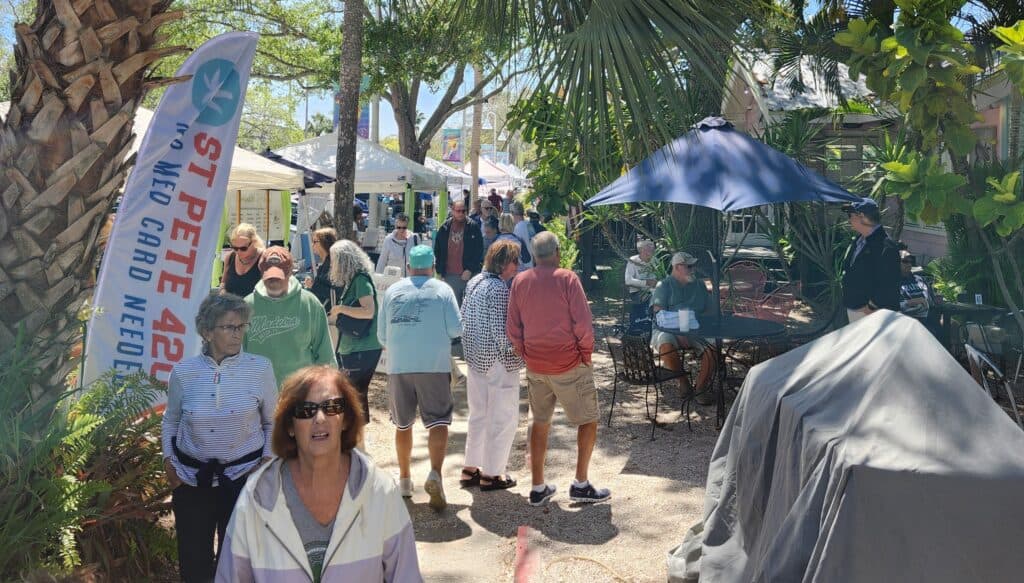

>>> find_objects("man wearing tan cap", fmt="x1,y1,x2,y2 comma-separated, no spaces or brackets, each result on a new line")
650,251,717,405
243,246,336,387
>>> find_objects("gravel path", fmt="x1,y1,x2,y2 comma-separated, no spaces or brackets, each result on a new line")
362,304,720,582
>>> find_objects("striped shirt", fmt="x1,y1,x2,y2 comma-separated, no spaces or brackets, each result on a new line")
461,272,524,374
162,351,277,487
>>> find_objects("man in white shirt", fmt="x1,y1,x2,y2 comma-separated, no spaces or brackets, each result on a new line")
624,240,658,325
511,202,534,263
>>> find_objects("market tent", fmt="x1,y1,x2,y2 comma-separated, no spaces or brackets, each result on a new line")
668,311,1024,582
465,157,513,192
425,157,474,193
2,103,305,193
274,132,446,193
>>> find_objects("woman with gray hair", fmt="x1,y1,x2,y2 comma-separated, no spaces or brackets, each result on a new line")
162,292,277,582
328,239,382,423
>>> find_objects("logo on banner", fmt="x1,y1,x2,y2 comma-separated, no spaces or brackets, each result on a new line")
192,59,243,126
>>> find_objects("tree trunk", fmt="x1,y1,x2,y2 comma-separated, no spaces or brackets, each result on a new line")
334,0,364,241
0,0,183,402
469,64,483,206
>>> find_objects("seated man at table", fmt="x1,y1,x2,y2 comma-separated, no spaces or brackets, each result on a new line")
650,251,718,405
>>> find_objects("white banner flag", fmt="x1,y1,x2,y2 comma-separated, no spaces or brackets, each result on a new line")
84,32,259,390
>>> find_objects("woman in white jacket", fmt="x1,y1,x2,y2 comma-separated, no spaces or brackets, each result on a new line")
375,214,421,276
216,366,421,583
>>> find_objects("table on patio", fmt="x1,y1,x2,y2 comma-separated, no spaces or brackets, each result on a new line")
934,301,1005,353
656,314,785,427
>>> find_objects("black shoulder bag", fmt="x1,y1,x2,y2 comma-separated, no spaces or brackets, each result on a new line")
336,272,377,339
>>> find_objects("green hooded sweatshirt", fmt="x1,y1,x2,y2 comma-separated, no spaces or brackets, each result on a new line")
244,276,336,387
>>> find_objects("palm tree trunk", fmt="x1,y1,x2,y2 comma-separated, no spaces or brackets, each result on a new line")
334,0,365,241
469,64,483,206
0,0,183,402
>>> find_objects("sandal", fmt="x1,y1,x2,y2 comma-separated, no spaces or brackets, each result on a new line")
459,468,481,488
480,475,517,491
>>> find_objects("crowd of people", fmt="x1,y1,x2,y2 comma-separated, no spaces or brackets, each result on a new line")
166,202,604,581
164,194,939,581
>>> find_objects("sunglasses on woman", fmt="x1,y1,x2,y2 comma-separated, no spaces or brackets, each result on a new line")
292,397,345,419
231,243,251,252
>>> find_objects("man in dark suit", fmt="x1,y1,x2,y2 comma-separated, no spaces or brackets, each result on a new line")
841,198,901,324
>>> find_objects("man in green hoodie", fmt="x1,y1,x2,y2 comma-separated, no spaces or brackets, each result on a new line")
244,246,336,387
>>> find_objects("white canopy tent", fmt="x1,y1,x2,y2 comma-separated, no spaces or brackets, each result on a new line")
274,132,446,194
465,157,514,193
0,103,307,193
424,157,473,195
274,133,447,258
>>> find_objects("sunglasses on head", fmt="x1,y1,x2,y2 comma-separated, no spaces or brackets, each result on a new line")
292,397,345,419
231,243,252,252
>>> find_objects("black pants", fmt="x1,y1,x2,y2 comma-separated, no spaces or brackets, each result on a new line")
171,478,246,583
339,348,382,423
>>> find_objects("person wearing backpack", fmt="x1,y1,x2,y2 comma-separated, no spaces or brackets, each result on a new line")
497,213,532,271
375,213,421,276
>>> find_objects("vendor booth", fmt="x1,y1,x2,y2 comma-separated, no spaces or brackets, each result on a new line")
273,133,447,261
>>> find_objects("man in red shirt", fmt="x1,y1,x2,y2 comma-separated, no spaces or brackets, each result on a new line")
507,231,611,506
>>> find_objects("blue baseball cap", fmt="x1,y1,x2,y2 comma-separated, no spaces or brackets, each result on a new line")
408,245,435,269
842,197,879,215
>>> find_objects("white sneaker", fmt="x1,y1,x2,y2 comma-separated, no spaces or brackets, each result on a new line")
399,477,414,498
424,470,447,510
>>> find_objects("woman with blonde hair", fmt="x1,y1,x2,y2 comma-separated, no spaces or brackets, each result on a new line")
328,240,382,423
496,213,532,270
215,366,421,582
220,223,266,297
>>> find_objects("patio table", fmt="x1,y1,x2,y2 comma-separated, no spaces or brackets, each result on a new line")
656,314,785,427
934,302,1005,352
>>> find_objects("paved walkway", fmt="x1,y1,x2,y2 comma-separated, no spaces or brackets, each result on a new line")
361,346,720,582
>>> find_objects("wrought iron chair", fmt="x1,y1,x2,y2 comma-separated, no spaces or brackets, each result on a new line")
720,261,768,311
965,344,1023,430
606,334,689,439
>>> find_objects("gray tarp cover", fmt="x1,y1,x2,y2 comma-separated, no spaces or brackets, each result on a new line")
668,311,1024,582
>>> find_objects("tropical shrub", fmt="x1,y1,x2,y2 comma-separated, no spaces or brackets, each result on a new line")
0,331,173,580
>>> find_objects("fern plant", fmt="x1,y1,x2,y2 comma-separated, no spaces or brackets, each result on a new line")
0,329,174,579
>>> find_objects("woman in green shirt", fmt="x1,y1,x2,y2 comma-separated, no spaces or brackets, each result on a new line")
328,240,382,423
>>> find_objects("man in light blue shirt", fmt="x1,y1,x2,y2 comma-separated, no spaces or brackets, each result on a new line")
378,245,462,509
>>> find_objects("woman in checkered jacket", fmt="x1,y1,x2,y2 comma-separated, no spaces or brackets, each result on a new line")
458,240,524,491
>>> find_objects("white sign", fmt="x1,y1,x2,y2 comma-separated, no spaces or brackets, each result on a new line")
225,190,288,241
84,32,259,388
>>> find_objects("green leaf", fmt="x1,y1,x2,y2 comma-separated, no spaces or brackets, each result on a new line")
943,124,977,158
882,159,919,182
973,196,1002,226
900,63,927,94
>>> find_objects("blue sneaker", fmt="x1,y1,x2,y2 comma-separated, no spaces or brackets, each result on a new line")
528,484,557,507
569,482,611,504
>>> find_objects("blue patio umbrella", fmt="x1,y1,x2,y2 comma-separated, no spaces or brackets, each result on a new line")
585,117,858,211
585,116,860,320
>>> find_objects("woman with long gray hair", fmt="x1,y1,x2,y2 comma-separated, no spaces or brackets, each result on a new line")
162,293,277,581
328,239,382,423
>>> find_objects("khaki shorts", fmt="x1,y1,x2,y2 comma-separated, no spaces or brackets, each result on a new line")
526,364,599,426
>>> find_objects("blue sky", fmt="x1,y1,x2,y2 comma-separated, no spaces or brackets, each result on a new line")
297,70,478,139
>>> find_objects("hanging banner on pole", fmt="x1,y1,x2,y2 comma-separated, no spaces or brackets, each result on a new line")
84,32,259,389
442,128,462,163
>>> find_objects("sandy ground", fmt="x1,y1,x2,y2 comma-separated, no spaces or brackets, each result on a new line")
361,315,721,582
